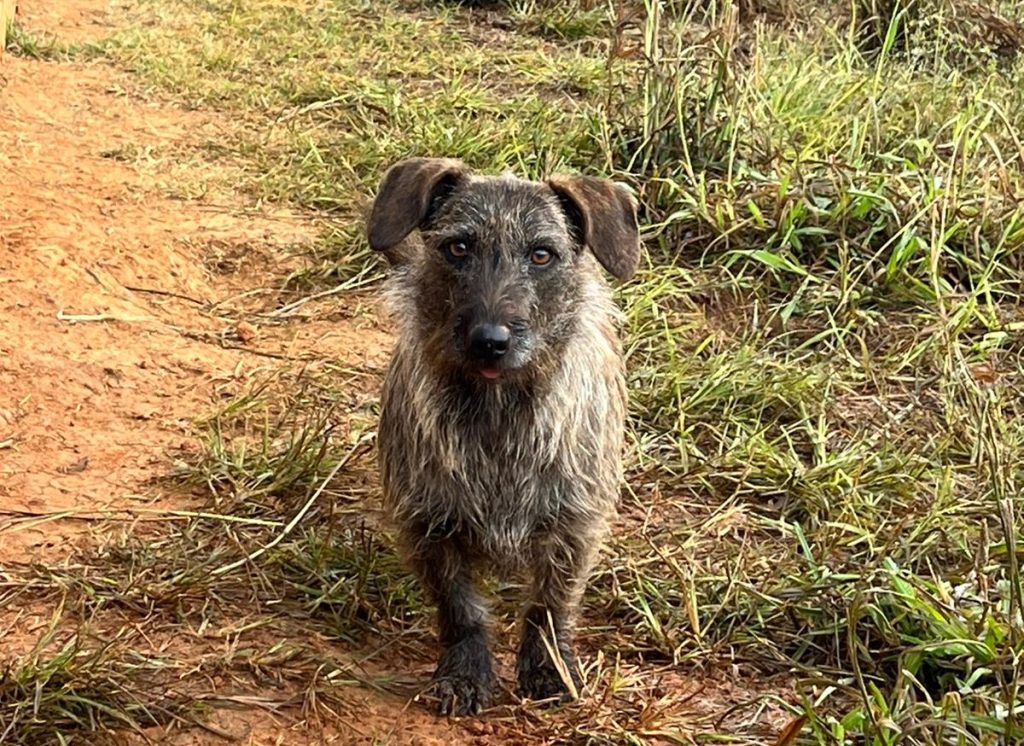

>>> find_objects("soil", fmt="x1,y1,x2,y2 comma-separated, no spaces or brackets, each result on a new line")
0,2,793,743
0,3,397,743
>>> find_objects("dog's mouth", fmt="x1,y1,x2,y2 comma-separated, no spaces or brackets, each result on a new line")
478,366,502,381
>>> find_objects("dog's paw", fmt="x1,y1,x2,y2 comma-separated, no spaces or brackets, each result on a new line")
516,646,583,704
432,638,497,716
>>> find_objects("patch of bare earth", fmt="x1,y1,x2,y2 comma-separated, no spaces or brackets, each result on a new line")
0,3,399,744
0,41,311,562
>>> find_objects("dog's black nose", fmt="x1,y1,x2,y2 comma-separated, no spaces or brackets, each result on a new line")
468,323,510,360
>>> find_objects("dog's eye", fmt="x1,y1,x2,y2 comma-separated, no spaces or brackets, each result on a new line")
530,247,555,266
443,241,470,262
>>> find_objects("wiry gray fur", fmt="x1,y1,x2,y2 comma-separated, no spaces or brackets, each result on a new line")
368,159,639,716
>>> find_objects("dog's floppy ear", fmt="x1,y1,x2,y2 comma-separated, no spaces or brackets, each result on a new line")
547,175,641,281
368,157,467,254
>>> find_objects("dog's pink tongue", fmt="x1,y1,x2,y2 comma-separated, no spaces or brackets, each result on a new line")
479,367,502,380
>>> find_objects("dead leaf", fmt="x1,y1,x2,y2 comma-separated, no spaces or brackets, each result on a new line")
772,715,808,746
969,361,996,385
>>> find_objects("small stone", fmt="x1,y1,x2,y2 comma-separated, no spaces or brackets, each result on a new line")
236,320,258,344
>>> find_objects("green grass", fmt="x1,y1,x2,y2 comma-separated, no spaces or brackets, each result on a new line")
3,22,94,59
6,0,1024,742
0,623,192,743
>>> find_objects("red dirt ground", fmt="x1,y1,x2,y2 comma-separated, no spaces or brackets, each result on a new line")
0,1,392,564
0,3,412,744
1,2,794,743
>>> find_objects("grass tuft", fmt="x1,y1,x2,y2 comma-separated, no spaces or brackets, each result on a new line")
0,624,189,743
3,22,91,59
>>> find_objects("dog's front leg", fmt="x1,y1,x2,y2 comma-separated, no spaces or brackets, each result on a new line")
517,529,597,703
409,536,496,716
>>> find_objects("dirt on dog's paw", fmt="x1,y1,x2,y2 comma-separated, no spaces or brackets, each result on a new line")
432,638,497,716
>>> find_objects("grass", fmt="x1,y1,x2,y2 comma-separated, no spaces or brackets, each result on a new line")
3,21,95,59
0,615,195,742
5,0,1024,743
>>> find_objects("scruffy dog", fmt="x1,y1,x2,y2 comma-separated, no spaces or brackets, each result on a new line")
367,157,639,716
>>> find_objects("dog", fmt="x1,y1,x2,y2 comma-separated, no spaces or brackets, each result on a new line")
367,157,639,715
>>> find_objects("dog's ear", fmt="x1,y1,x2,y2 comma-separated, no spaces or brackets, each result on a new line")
547,175,641,281
368,157,467,255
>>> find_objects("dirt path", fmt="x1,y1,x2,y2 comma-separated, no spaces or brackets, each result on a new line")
0,2,505,743
0,3,407,743
0,15,304,562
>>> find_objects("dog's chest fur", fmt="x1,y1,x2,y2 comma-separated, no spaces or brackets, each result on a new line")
378,285,624,565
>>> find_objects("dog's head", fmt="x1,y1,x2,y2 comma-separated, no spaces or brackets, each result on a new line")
367,158,640,383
